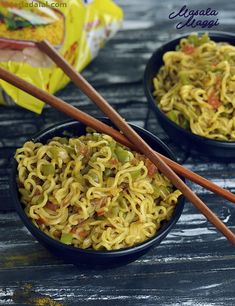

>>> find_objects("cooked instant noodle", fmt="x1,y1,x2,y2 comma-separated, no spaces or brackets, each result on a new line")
153,33,235,141
15,131,181,250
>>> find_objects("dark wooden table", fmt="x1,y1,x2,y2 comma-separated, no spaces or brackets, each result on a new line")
0,1,234,305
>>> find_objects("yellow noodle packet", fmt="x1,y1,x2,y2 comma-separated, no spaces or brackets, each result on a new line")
0,0,123,113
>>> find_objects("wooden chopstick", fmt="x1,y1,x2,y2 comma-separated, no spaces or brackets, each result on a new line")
0,66,234,245
37,40,235,204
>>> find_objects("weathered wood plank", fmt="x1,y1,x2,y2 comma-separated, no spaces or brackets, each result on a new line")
1,268,235,305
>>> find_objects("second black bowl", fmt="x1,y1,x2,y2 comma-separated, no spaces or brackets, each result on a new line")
144,31,235,160
11,118,185,266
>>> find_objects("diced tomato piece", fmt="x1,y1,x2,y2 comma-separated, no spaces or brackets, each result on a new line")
110,158,118,165
208,93,221,109
95,198,106,215
45,201,57,211
145,159,157,177
97,209,105,216
182,44,195,54
36,218,45,225
79,230,89,238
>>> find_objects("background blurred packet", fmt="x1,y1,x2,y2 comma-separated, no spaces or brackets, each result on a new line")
0,0,123,113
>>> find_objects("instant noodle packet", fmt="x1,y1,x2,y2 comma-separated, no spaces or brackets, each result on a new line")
0,0,123,113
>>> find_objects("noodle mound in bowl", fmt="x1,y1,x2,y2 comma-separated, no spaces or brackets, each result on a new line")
11,119,185,265
144,31,235,160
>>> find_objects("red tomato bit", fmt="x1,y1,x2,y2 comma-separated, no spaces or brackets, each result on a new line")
208,93,221,109
36,217,46,225
45,201,58,211
182,44,195,54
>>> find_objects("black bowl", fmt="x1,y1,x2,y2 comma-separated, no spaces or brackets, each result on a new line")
11,119,185,266
144,31,235,160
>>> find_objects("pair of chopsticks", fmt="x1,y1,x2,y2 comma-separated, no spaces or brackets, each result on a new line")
0,40,234,245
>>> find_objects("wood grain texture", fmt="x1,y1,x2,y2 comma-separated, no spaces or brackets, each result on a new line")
0,0,235,305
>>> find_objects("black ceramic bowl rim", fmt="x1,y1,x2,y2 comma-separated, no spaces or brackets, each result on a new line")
144,31,235,149
11,119,185,259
